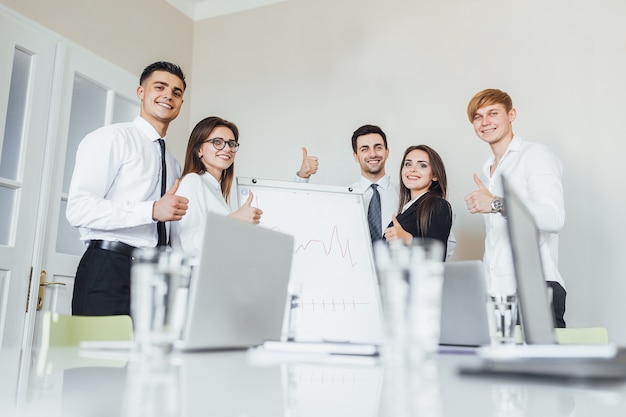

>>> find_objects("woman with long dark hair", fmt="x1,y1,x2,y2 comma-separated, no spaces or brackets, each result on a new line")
177,116,261,255
383,145,452,259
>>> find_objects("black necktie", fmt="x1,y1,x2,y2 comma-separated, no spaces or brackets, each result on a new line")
157,138,167,247
368,184,382,243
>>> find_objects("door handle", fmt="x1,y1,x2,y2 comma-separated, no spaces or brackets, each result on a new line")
38,270,66,311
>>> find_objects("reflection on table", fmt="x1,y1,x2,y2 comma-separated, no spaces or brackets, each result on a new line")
3,346,626,417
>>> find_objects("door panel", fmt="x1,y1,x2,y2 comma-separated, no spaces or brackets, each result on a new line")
0,12,56,349
0,8,142,408
36,46,139,326
0,8,139,352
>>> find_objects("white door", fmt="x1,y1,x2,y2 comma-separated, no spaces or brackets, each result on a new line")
31,47,139,344
0,8,140,353
0,11,56,350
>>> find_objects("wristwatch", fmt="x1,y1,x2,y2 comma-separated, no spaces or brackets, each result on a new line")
490,196,505,215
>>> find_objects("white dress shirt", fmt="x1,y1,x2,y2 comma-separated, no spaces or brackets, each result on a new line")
350,175,400,235
481,135,565,294
66,116,181,248
176,172,232,257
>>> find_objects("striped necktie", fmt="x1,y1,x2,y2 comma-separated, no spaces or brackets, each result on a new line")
368,183,382,242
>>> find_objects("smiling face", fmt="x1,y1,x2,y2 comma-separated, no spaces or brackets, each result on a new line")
137,70,185,137
352,133,390,180
198,126,237,181
401,149,436,200
471,103,516,148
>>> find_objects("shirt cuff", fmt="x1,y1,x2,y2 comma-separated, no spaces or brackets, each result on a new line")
294,174,310,183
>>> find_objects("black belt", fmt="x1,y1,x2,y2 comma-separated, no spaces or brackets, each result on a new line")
88,240,136,257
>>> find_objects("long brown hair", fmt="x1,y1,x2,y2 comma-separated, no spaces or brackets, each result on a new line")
182,116,239,203
397,144,449,236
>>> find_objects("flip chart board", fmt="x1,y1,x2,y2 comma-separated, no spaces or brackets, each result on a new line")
237,177,385,344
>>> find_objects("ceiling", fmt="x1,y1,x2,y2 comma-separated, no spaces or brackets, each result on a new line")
166,0,287,21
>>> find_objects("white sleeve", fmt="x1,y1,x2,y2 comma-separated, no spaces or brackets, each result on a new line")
177,174,207,257
294,173,310,183
523,146,565,233
66,130,154,230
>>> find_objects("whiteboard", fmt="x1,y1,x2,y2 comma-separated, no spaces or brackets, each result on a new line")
237,177,384,344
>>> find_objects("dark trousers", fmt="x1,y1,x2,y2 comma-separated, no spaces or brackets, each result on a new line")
547,281,567,328
72,247,132,316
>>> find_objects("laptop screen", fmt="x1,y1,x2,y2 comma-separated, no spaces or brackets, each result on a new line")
502,175,557,345
178,212,294,351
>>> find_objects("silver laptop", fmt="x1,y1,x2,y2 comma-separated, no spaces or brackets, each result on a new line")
478,175,618,359
461,175,626,380
176,212,294,351
439,260,491,348
502,175,559,345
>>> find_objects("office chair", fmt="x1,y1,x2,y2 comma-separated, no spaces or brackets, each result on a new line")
41,311,133,347
36,312,133,376
512,325,609,345
555,327,609,345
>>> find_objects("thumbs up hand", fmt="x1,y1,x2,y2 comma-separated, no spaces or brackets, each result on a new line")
383,214,412,245
464,174,495,214
230,191,263,224
296,147,319,179
152,179,189,221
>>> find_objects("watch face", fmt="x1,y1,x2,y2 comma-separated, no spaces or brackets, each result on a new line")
491,198,503,212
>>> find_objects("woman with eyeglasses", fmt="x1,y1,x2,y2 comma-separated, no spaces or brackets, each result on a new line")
177,116,262,255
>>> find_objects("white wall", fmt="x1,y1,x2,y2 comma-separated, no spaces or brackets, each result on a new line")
190,0,626,342
0,0,194,155
3,0,624,343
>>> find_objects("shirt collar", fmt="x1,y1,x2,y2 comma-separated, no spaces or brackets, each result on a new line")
402,191,427,212
484,135,522,170
134,116,165,142
202,172,221,189
359,174,392,190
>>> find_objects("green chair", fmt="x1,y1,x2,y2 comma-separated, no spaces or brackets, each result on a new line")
37,312,134,376
41,311,133,348
555,327,609,345
512,324,609,345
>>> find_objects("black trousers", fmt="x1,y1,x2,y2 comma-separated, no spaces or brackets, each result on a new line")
72,247,132,316
547,281,567,328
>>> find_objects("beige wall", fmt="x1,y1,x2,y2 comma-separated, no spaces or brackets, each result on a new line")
0,0,195,157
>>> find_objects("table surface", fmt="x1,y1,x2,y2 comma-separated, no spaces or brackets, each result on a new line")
2,345,626,417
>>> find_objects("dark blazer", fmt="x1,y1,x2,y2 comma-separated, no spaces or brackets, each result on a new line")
388,193,452,260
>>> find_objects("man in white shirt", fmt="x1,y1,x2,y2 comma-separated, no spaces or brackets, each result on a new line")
66,61,189,316
464,88,566,327
297,124,456,256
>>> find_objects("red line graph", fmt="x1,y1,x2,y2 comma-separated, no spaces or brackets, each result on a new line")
294,225,357,267
245,193,358,267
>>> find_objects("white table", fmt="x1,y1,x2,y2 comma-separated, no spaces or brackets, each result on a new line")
2,346,626,417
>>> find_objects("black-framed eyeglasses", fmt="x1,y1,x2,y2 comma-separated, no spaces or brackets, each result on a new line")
204,137,240,152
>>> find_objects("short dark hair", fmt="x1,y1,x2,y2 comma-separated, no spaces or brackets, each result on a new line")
140,61,187,90
351,124,387,153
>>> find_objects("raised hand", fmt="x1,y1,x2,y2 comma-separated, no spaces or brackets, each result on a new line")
230,191,263,224
297,147,319,179
152,179,189,221
383,214,412,245
464,174,494,214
